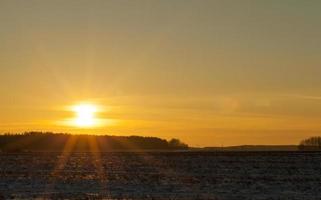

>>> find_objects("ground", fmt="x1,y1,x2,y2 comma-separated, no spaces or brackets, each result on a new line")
0,152,320,199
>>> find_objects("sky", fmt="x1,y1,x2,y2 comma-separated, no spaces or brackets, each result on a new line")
0,0,321,146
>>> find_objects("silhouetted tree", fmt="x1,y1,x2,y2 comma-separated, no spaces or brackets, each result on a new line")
169,138,188,149
298,136,321,150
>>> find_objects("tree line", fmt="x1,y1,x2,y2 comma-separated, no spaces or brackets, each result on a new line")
298,136,321,151
0,132,188,152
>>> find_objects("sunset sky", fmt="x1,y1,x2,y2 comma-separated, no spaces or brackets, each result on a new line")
1,0,321,146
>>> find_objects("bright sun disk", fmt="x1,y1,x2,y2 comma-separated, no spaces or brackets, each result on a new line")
72,103,98,127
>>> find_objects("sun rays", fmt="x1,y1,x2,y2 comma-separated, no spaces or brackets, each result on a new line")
45,135,109,197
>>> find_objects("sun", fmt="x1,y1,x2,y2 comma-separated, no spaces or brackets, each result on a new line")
61,102,113,128
72,103,98,127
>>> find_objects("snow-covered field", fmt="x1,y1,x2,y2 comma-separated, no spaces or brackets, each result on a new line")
0,152,320,199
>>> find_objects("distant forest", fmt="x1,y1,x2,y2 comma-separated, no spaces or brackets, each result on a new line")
299,136,321,151
0,132,188,152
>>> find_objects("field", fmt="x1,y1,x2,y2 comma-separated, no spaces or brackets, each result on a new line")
0,152,320,199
